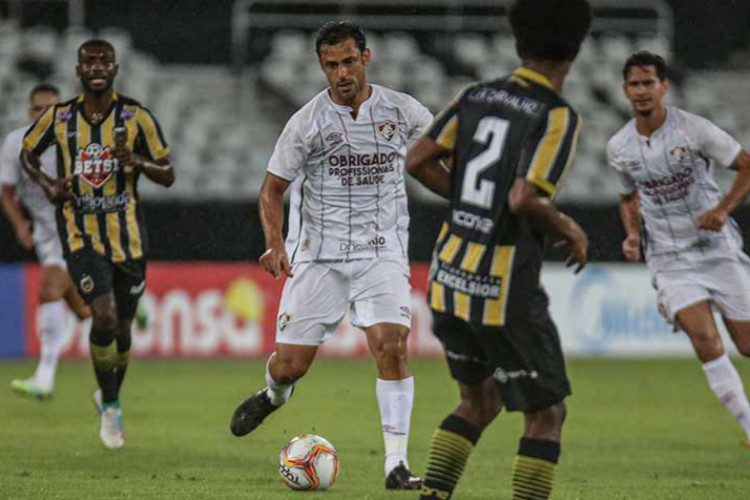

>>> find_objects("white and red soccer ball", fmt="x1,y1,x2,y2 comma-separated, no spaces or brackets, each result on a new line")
278,434,339,491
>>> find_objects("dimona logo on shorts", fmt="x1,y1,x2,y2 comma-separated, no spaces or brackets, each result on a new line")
73,143,118,188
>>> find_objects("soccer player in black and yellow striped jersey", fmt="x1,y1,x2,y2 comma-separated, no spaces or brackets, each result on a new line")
406,1,592,498
21,39,174,450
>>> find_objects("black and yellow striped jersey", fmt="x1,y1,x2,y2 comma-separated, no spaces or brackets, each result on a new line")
23,93,170,263
426,68,582,326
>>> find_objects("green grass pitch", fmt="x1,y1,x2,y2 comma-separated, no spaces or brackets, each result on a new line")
1,358,749,499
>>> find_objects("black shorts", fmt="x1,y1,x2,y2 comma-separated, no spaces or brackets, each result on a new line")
66,247,146,320
432,291,571,413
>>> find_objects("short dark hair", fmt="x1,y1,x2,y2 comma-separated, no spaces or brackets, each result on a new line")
508,0,592,61
29,83,59,102
78,38,116,60
622,51,668,81
314,21,366,57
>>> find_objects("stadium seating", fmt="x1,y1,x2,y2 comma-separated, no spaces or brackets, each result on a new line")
0,19,746,202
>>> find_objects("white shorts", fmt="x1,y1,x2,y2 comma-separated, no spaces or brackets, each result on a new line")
32,217,65,269
275,259,412,346
653,252,750,324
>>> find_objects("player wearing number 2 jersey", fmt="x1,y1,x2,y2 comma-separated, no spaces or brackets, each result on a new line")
407,1,591,498
230,21,431,490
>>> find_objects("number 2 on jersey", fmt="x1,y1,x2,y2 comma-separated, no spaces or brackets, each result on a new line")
460,116,509,210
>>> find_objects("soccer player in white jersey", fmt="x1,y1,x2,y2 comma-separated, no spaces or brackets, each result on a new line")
1,84,90,399
230,21,432,489
608,51,750,449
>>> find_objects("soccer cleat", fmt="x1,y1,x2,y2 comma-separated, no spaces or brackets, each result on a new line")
10,378,52,400
99,405,124,449
230,388,281,437
385,461,423,490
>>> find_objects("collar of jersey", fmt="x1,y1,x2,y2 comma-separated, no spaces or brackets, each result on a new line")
326,84,378,114
76,91,119,103
513,68,554,90
634,106,671,141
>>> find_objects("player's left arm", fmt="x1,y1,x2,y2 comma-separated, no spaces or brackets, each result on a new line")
122,153,175,187
115,107,174,187
512,106,587,272
698,149,750,231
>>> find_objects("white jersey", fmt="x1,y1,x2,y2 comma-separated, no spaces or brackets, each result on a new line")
0,125,57,225
267,84,433,264
607,106,743,271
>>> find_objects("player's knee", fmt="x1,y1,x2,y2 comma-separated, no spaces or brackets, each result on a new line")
691,331,724,360
458,393,501,429
92,308,117,331
373,337,409,377
735,339,750,358
531,402,567,433
380,335,407,362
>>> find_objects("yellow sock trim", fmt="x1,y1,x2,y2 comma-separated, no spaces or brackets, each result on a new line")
511,455,556,500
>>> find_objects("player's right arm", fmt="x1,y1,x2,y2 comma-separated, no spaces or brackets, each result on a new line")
259,173,293,280
260,111,310,280
619,190,642,262
20,107,72,204
0,133,32,250
512,105,587,273
607,137,642,261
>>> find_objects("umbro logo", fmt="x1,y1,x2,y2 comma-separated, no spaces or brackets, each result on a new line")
325,132,344,147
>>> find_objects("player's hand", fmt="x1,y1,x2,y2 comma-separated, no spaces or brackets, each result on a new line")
113,146,143,175
42,176,73,204
555,220,588,274
622,234,641,262
259,246,293,280
697,205,729,232
13,219,33,251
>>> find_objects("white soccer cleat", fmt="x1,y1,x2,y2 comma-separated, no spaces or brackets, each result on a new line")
99,406,124,450
10,377,52,400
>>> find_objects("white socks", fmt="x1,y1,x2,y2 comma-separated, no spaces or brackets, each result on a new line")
376,376,415,476
265,354,294,407
33,301,67,391
702,353,750,441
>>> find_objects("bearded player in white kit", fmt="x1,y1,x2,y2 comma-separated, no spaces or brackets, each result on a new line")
608,51,750,449
1,84,90,399
229,21,431,489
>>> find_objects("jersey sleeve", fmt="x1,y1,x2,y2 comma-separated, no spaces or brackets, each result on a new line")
518,106,583,197
22,107,56,156
405,98,434,141
424,87,469,151
606,138,636,195
690,114,742,168
134,107,171,161
0,131,20,186
267,114,309,182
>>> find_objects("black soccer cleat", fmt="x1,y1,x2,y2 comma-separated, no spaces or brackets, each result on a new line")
385,461,423,490
230,388,280,437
